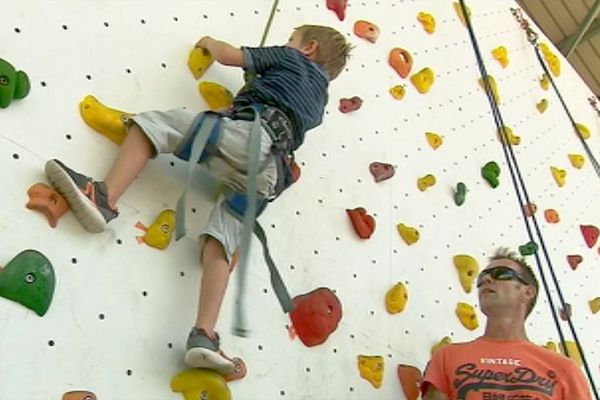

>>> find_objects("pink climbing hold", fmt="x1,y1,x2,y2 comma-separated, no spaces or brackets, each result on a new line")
338,96,363,113
326,0,348,21
369,162,395,182
567,255,582,270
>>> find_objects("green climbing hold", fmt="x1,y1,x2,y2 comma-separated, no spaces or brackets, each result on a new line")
481,161,500,188
0,250,55,316
519,241,538,256
454,182,467,206
0,58,30,108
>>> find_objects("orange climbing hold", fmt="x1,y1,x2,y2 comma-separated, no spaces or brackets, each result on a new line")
397,364,422,400
357,355,384,388
26,183,69,228
544,209,560,224
353,20,380,43
523,202,537,217
388,48,413,79
346,207,375,239
63,391,97,400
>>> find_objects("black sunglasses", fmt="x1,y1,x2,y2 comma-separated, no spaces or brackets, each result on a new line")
477,266,532,288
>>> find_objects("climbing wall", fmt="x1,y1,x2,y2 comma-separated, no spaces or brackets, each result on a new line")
1,0,599,399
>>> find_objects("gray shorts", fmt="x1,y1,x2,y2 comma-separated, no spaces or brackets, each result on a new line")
127,108,276,261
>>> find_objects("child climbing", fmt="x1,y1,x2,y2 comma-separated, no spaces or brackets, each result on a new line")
45,25,352,373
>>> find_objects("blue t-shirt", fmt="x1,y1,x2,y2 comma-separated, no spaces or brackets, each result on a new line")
236,46,329,148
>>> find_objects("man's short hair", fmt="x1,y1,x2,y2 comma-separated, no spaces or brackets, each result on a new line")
490,247,539,317
295,25,352,80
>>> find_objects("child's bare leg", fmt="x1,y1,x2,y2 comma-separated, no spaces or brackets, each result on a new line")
195,236,231,337
103,123,154,208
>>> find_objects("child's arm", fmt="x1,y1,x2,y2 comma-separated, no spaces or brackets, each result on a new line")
195,36,244,67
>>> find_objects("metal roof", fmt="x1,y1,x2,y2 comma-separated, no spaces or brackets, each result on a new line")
517,0,600,96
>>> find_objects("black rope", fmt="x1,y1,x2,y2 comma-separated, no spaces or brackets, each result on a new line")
459,1,599,398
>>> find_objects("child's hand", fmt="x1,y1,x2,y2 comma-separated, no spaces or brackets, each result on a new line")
195,36,214,49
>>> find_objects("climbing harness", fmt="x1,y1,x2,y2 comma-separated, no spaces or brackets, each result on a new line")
511,7,600,180
173,104,296,337
460,1,599,397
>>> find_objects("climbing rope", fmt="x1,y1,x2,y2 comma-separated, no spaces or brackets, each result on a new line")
459,1,599,398
511,7,600,180
232,0,282,337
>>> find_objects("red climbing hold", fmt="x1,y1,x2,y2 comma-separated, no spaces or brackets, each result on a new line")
397,364,422,400
346,207,375,239
369,162,395,182
339,96,363,113
567,255,582,270
289,287,342,347
580,225,599,248
326,0,347,21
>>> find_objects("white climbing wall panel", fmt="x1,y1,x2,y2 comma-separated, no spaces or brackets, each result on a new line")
1,0,599,399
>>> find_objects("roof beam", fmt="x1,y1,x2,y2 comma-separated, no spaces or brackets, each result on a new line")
559,0,600,57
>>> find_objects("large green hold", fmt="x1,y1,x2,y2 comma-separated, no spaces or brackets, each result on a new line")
0,250,55,316
0,57,30,108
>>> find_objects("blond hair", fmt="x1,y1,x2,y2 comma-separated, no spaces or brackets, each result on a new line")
295,24,352,80
490,247,539,317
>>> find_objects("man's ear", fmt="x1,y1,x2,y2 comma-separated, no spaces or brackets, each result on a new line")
522,285,536,303
301,40,319,57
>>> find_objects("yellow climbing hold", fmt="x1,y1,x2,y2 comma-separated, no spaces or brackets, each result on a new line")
551,166,566,187
425,132,443,149
568,154,585,169
453,2,471,26
389,85,406,100
575,123,590,140
589,297,600,314
170,369,231,400
188,47,214,80
136,209,176,250
79,95,131,145
410,68,434,94
478,75,500,104
385,282,408,314
559,341,582,367
198,81,233,111
417,174,436,191
357,355,384,389
417,12,435,34
539,74,550,90
539,43,561,77
491,46,509,68
453,255,479,294
397,223,419,245
497,126,520,146
544,341,557,352
536,99,548,113
455,302,479,330
431,336,452,356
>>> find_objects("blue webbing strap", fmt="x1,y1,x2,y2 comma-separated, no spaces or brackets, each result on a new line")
175,113,220,240
231,105,262,337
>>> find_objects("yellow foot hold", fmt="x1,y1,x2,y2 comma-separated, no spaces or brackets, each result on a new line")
568,153,585,169
456,302,479,330
170,369,231,400
478,75,500,104
188,47,214,79
550,166,566,187
385,282,408,314
425,132,443,149
79,95,130,145
453,254,479,294
491,46,509,68
357,355,384,389
410,67,434,94
136,209,176,250
417,12,435,34
431,336,452,356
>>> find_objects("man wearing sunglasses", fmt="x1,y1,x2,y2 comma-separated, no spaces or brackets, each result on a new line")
421,248,591,399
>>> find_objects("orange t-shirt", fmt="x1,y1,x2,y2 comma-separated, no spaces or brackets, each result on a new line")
422,337,591,400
